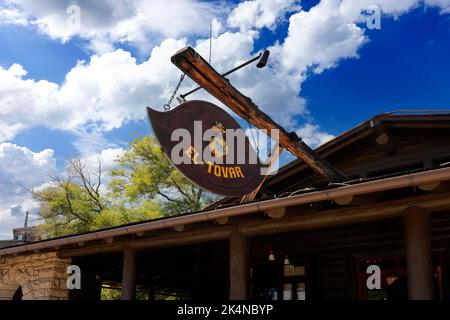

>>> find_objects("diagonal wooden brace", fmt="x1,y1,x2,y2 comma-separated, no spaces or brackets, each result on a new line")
171,46,348,183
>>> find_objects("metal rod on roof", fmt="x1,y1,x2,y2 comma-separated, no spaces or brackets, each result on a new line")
179,50,270,100
24,211,29,228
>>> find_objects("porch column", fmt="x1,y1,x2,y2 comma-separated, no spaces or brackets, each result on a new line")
229,227,249,300
403,206,434,300
121,247,136,300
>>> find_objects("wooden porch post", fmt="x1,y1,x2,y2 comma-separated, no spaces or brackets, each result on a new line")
121,247,136,300
229,227,250,300
403,206,434,300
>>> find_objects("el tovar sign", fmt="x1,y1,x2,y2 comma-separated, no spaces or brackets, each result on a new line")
147,100,278,197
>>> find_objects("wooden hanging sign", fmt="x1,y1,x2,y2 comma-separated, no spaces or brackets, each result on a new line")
147,100,265,197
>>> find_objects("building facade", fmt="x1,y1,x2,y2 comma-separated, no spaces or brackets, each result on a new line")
1,112,450,300
0,226,38,249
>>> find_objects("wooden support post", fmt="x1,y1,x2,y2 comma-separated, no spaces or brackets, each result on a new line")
403,206,434,300
229,227,249,300
148,285,155,301
121,247,136,300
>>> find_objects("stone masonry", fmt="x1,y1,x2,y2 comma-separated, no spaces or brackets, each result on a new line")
0,252,71,300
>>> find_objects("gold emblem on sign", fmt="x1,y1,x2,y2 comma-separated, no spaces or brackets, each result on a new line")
209,122,228,158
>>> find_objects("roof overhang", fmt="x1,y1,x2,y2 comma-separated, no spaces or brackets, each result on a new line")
1,166,450,257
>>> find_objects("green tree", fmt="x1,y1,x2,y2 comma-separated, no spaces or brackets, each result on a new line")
33,136,220,237
109,136,219,215
32,158,160,237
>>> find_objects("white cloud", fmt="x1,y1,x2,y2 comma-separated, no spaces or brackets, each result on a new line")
83,148,125,171
2,0,449,178
0,121,24,142
0,7,28,26
277,0,367,74
71,128,119,156
426,0,450,13
228,0,300,31
0,143,124,239
0,63,61,141
0,143,56,238
0,38,189,144
5,0,446,153
3,0,223,53
296,123,334,148
2,0,448,146
2,0,449,56
0,143,55,190
0,30,308,146
274,0,441,75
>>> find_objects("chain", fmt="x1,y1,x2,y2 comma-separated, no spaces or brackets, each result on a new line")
163,73,185,111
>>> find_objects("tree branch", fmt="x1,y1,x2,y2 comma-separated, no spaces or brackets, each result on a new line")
157,191,177,202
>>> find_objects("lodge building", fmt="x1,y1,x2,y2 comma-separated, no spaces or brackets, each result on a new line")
1,111,450,300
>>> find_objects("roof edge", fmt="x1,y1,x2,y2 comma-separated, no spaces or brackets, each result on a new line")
1,166,450,256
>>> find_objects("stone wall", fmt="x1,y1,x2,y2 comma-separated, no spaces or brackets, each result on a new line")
0,252,71,300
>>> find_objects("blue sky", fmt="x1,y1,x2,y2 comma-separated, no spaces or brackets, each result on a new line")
304,6,450,132
0,0,450,238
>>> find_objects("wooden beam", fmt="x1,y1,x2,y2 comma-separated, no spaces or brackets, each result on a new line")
229,227,249,300
239,192,450,236
374,129,396,155
265,207,286,219
121,247,136,300
105,237,114,244
403,207,434,300
174,225,185,232
171,46,348,183
418,181,450,193
418,182,441,191
60,226,232,258
333,195,354,206
215,217,229,225
133,227,232,250
59,191,450,258
346,193,385,206
60,243,124,258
